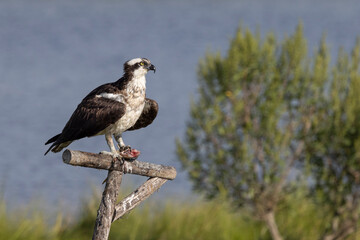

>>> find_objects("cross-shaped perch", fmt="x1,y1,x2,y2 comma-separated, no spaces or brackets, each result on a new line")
62,149,177,240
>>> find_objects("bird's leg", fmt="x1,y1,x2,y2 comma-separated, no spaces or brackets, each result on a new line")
99,133,121,160
114,134,131,151
114,134,140,161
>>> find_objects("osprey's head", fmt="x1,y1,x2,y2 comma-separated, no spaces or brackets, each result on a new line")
124,58,156,78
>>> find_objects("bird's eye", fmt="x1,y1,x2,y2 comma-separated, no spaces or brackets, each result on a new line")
140,62,144,66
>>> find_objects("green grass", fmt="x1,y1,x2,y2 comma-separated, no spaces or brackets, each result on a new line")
0,193,358,240
57,196,267,240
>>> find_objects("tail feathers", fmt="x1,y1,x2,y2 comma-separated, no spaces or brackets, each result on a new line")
44,140,72,155
44,143,57,155
44,133,72,155
45,133,61,145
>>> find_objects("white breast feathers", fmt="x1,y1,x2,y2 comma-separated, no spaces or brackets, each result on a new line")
96,76,147,134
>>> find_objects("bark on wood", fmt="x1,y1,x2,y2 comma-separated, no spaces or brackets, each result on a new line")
62,149,176,240
62,149,176,180
113,177,168,222
263,211,283,240
92,170,123,240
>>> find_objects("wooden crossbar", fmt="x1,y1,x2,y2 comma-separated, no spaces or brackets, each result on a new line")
62,149,176,240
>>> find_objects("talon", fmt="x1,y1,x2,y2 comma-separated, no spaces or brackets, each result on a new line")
119,148,140,161
119,145,131,152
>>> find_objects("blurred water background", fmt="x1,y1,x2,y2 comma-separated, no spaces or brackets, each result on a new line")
0,0,359,213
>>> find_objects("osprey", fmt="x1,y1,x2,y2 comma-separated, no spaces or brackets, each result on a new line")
45,58,158,159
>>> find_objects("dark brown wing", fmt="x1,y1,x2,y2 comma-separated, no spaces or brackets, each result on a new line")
127,98,158,131
45,96,125,154
60,97,126,140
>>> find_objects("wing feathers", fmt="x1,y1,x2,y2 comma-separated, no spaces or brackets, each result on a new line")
60,97,126,141
45,133,61,145
44,96,126,154
127,98,158,131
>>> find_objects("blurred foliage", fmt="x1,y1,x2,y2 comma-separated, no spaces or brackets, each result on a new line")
176,24,314,239
304,37,360,239
177,23,360,240
0,190,349,240
177,24,311,207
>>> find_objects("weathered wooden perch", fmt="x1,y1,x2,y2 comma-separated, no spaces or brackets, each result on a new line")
63,149,176,180
62,149,177,240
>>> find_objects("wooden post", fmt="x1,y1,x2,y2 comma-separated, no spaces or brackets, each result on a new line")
62,149,176,240
93,170,122,240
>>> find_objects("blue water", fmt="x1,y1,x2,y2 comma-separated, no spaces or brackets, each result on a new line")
0,0,359,212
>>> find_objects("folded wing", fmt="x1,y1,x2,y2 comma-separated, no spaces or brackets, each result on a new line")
127,98,158,131
45,96,126,154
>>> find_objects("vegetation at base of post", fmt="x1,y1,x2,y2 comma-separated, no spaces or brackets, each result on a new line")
0,190,351,240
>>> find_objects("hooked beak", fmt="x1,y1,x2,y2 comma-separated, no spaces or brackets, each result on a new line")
147,64,156,73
